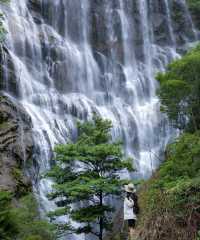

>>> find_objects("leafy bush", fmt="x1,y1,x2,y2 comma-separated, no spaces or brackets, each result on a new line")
157,45,200,132
137,133,200,240
0,191,18,239
135,29,200,240
0,192,56,240
11,194,56,240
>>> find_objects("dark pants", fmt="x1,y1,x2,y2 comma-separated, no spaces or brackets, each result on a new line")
128,219,136,228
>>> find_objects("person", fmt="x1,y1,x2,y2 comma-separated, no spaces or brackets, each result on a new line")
124,183,137,239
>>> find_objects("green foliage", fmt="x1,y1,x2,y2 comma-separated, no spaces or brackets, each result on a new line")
0,192,56,240
137,133,200,240
24,236,43,240
11,194,56,240
138,28,200,240
0,191,18,239
0,0,9,43
157,45,200,132
197,230,200,240
11,168,31,197
0,14,6,43
46,115,133,240
158,133,200,188
187,0,200,28
0,122,10,129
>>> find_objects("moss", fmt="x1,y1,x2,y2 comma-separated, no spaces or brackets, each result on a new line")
11,168,23,181
187,0,200,29
0,121,10,129
172,2,185,24
25,236,43,240
0,95,5,100
11,167,31,197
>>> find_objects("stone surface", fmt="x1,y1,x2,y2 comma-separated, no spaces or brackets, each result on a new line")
0,95,33,195
0,46,19,97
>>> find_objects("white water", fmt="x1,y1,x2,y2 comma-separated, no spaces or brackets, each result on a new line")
0,0,198,239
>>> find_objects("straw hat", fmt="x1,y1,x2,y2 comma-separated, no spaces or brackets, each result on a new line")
124,183,136,193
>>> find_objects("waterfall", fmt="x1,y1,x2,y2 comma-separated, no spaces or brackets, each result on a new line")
0,0,198,238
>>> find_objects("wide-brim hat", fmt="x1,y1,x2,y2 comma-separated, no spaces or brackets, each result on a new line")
124,183,136,193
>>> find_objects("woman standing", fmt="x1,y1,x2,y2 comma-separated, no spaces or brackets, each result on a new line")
124,183,137,239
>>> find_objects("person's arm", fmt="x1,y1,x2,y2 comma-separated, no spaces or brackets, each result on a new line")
125,197,134,208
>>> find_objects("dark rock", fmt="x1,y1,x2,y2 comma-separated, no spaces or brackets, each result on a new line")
0,95,33,196
0,46,20,97
171,0,196,45
27,0,43,24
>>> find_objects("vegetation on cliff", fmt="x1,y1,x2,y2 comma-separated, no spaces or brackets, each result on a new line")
0,1,199,240
0,192,56,240
0,0,9,42
157,45,200,132
137,133,200,240
135,45,200,240
0,95,33,196
187,0,200,28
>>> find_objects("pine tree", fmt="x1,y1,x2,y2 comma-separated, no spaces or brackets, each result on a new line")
46,115,133,240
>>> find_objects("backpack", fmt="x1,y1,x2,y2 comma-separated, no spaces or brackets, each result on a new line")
131,193,140,215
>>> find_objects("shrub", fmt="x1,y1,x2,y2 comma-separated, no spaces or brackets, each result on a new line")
136,133,200,240
157,45,200,132
0,192,56,240
11,194,56,240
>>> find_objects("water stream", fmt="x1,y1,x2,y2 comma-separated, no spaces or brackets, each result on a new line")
0,0,198,239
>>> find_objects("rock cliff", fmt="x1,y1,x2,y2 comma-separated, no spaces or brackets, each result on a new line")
0,95,33,196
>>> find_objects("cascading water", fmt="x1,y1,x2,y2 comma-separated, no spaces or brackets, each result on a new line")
0,0,198,239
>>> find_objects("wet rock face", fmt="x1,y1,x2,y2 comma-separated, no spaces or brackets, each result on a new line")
186,0,200,32
0,47,20,98
0,95,33,195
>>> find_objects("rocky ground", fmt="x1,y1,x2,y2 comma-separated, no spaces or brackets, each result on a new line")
104,205,141,240
0,94,33,196
104,206,128,240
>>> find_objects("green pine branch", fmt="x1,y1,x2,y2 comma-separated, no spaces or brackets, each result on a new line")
45,115,134,239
